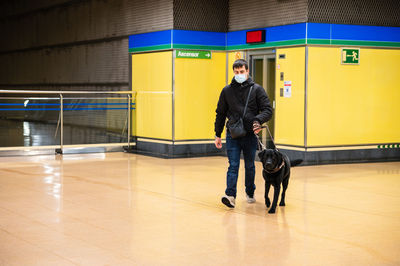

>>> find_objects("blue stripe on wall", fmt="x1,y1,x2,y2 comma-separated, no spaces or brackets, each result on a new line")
74,102,134,105
307,23,400,42
0,103,134,106
267,23,307,42
226,23,307,46
173,30,226,46
331,24,400,42
128,23,400,51
226,30,248,46
0,108,61,111
307,23,331,40
129,30,172,49
0,103,59,106
64,108,133,111
0,108,136,111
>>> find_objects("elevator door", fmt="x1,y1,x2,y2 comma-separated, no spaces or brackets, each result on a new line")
251,54,276,149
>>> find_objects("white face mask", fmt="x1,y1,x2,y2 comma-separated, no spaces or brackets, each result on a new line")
234,73,247,84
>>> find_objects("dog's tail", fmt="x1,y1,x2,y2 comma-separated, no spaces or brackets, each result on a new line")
290,159,303,167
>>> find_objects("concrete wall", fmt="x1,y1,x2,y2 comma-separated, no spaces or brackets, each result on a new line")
0,0,173,91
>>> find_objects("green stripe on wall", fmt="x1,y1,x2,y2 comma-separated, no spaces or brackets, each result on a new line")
172,44,226,51
129,39,400,53
307,39,331,45
129,44,172,53
130,40,306,53
307,39,400,48
227,39,307,50
331,39,400,47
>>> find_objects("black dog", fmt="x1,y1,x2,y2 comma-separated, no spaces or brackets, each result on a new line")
258,149,302,213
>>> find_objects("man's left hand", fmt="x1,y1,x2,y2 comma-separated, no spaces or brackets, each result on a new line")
253,121,261,134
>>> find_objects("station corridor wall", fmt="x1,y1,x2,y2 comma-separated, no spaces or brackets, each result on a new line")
274,47,306,147
174,52,226,140
131,51,172,140
307,47,400,147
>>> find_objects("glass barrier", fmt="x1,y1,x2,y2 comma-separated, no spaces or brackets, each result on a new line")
0,91,133,154
62,96,130,145
0,97,61,147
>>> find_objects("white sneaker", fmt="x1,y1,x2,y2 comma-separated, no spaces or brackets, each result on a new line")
246,194,256,204
221,195,235,208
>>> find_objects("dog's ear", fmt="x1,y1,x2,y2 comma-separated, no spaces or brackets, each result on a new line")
258,150,265,160
275,150,283,162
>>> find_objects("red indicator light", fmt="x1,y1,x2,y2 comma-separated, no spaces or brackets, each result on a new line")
246,30,266,44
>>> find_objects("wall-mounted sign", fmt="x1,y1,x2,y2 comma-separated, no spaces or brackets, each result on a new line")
284,81,292,98
246,30,266,44
235,51,243,59
176,50,211,59
341,48,360,65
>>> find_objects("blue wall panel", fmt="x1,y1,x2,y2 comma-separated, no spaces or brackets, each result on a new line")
307,23,331,39
331,24,400,42
129,30,172,49
267,23,307,42
227,23,307,46
173,30,226,46
129,23,400,51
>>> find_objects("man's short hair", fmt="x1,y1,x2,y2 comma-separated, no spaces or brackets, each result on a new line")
232,59,249,70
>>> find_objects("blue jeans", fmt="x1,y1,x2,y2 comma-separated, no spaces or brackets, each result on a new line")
225,130,258,198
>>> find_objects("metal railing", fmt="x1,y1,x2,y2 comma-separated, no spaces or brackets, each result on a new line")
0,90,135,155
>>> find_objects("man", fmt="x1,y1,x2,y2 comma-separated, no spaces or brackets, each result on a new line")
214,59,273,208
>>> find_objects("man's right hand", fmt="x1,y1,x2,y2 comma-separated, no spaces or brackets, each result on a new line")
253,121,261,134
215,137,222,149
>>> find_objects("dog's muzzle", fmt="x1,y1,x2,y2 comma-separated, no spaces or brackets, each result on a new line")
265,159,273,168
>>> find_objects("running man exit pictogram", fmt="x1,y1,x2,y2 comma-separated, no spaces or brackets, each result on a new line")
341,48,360,65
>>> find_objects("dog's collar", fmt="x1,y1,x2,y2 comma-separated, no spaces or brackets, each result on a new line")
264,160,285,174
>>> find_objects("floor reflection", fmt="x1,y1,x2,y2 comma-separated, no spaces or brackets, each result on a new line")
1,154,399,265
0,119,127,147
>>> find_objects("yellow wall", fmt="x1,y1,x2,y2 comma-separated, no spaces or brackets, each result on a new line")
174,52,227,140
308,47,400,146
130,46,400,149
274,47,305,146
132,51,172,140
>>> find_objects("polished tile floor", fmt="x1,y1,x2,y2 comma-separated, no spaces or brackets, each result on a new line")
0,152,399,265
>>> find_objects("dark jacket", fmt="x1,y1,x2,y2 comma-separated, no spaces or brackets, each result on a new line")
214,77,273,138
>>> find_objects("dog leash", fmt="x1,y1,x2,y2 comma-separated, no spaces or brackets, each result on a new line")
256,134,266,151
256,124,286,173
256,124,278,151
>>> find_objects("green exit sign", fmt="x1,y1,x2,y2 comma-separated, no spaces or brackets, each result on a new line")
341,48,360,65
176,50,211,59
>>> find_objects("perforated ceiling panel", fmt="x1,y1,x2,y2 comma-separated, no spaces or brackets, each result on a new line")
0,0,173,53
229,0,308,31
173,0,228,32
308,0,400,27
0,0,71,19
0,0,173,91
